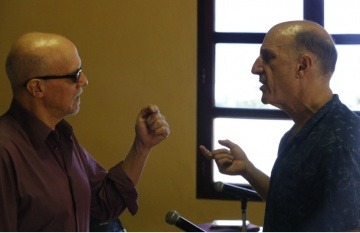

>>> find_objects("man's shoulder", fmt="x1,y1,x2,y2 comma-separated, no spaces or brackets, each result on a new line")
325,101,360,128
0,113,26,149
322,106,360,151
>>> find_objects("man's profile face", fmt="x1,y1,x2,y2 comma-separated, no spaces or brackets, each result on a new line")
251,29,300,110
40,39,88,119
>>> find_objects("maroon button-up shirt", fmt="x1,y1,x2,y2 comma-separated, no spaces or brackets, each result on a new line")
0,100,138,231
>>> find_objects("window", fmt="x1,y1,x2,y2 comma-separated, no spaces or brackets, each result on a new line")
197,0,360,200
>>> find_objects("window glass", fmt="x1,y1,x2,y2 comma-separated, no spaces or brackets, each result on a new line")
215,43,276,109
331,45,360,110
213,118,293,185
325,0,360,34
215,0,303,32
215,43,360,111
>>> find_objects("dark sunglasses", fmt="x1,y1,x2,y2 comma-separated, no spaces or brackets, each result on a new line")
25,67,82,86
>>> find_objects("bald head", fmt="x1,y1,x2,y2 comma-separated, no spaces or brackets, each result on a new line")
5,32,80,92
266,20,337,76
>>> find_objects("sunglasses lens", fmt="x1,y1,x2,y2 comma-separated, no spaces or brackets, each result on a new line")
74,69,82,83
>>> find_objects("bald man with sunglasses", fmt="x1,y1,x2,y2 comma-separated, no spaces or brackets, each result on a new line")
0,32,170,231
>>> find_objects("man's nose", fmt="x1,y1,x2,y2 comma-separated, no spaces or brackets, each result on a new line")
78,72,89,87
251,56,263,75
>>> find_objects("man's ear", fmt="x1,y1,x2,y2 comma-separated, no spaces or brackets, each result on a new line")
25,79,45,98
297,54,313,76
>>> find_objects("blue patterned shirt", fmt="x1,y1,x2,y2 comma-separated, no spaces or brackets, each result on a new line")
264,95,360,231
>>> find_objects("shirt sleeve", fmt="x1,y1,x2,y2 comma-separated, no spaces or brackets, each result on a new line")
83,148,139,221
0,147,18,231
107,162,139,215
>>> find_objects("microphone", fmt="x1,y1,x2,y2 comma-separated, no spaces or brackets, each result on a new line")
165,210,205,232
214,181,261,200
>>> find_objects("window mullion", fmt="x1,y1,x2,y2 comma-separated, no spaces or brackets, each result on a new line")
304,0,324,25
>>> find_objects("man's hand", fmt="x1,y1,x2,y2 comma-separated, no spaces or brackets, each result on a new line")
135,105,170,150
199,139,249,176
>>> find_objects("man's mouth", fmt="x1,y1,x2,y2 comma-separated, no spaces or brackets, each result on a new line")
259,77,266,90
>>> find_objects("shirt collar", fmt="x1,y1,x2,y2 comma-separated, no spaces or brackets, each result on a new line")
291,94,340,141
8,99,73,151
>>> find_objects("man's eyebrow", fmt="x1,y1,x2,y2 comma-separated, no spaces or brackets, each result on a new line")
260,48,276,56
260,48,277,62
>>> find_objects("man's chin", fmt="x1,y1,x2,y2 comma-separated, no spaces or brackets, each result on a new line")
261,97,282,110
261,96,278,108
261,95,269,104
72,108,80,115
69,106,80,116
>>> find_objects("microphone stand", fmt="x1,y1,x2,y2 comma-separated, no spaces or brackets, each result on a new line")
214,182,261,232
241,197,247,232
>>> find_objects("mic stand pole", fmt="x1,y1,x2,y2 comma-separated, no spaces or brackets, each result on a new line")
241,197,247,232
